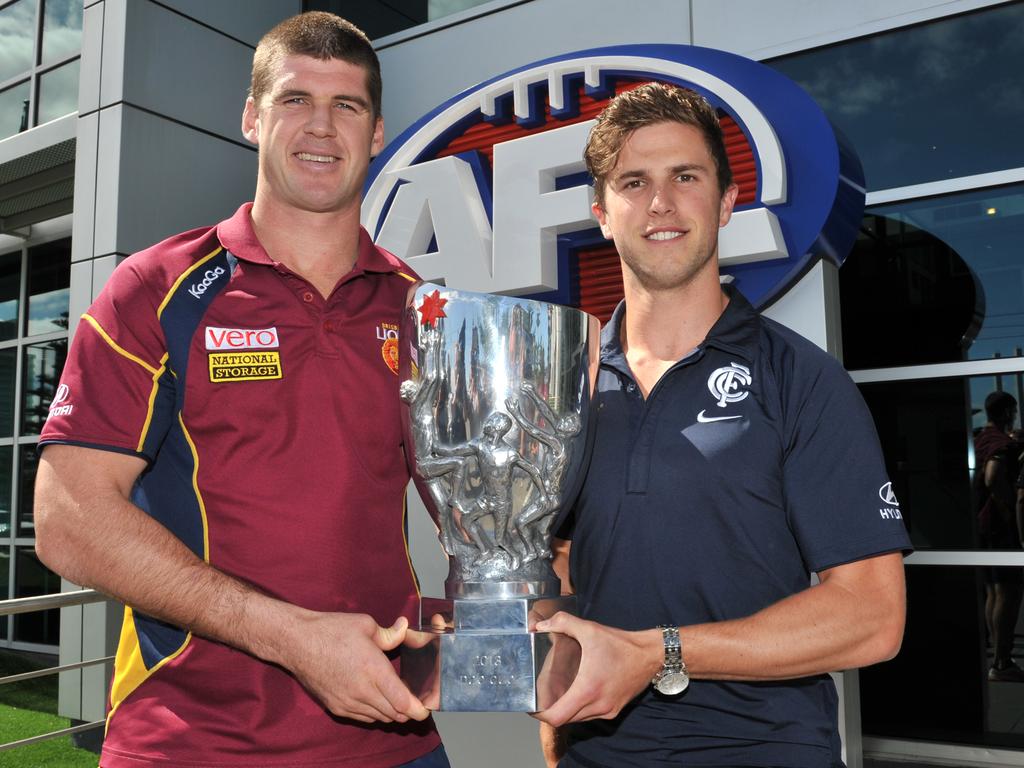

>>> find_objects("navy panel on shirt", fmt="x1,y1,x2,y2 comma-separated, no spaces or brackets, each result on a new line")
565,286,911,768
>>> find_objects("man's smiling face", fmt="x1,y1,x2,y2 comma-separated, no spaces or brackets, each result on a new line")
242,54,383,216
593,120,737,293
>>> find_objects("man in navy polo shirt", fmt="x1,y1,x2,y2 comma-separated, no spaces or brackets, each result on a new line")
34,12,448,768
536,83,911,768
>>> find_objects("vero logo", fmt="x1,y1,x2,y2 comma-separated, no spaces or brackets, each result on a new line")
205,327,280,350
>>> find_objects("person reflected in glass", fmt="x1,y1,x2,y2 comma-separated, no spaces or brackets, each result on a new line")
974,391,1024,682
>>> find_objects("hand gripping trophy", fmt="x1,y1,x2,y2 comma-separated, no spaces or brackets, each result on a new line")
399,283,599,712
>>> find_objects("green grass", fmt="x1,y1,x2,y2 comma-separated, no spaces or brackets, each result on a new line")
0,650,100,767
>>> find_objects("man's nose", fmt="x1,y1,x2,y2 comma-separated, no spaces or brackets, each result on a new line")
305,103,336,137
648,183,674,215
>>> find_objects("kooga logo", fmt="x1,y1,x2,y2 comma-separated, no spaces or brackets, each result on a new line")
189,266,226,299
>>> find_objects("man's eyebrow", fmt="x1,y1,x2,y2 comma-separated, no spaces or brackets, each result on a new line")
275,89,370,108
612,169,647,183
669,162,709,175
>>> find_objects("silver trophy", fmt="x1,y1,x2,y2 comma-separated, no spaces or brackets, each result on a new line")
399,282,599,712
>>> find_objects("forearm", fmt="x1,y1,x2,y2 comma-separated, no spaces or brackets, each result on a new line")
681,553,905,680
34,449,299,665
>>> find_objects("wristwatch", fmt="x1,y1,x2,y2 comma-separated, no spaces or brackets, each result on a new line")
651,624,689,695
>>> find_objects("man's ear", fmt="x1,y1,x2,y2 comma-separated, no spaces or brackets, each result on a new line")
718,182,739,228
241,97,260,146
371,115,384,157
592,200,612,240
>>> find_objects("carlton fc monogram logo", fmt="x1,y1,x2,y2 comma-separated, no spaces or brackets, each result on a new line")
708,363,751,408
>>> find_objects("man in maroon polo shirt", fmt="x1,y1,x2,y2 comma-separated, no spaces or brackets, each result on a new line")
33,12,447,768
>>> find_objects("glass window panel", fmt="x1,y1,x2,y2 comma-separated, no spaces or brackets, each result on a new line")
0,0,37,84
41,0,81,65
26,238,70,337
16,444,36,537
22,339,66,435
0,348,15,436
840,184,1024,369
13,546,59,645
35,56,77,125
0,249,20,342
0,79,30,141
769,4,1024,190
857,373,1024,551
860,564,1024,750
0,445,11,541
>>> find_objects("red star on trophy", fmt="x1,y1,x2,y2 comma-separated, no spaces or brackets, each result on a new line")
417,289,448,328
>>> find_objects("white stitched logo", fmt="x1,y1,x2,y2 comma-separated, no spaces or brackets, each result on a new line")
47,383,73,418
696,410,742,423
707,363,751,408
878,481,902,519
189,266,226,299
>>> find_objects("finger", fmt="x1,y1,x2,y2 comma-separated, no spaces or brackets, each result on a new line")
375,616,409,651
534,682,588,726
378,672,430,721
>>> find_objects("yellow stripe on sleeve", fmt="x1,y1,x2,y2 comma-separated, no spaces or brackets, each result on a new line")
396,271,417,283
80,314,161,376
135,353,170,454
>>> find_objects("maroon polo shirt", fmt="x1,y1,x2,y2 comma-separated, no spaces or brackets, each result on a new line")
40,204,439,767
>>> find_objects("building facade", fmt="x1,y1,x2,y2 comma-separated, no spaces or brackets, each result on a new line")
1,0,1022,765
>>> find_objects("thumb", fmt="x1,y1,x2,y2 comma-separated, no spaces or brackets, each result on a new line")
536,610,574,635
375,615,409,651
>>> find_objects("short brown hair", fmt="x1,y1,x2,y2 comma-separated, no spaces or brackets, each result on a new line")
584,82,733,206
250,12,381,118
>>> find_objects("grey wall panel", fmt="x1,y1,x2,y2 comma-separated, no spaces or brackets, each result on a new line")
67,259,92,339
376,0,690,141
92,104,124,258
121,1,255,141
71,112,98,264
158,0,301,47
79,2,104,116
99,0,127,109
113,106,256,255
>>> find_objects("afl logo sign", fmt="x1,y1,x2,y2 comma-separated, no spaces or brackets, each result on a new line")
363,45,864,308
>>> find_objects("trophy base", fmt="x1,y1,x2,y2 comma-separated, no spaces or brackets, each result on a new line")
401,594,580,712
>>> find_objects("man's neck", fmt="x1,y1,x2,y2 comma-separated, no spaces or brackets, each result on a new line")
250,195,363,299
620,268,728,398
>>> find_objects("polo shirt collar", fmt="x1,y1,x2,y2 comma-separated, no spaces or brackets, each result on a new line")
216,202,405,275
599,283,761,372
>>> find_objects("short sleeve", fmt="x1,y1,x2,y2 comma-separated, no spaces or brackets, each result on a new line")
39,258,175,460
779,344,912,572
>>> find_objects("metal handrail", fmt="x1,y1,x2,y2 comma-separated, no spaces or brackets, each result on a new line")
0,588,113,754
0,587,104,616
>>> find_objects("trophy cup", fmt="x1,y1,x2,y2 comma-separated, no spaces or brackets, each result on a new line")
399,282,599,712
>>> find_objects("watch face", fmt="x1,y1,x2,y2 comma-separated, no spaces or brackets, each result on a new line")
655,670,689,696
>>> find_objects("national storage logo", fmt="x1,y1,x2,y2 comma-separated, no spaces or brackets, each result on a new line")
362,45,864,313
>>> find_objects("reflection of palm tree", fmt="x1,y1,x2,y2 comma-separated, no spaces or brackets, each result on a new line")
24,343,66,434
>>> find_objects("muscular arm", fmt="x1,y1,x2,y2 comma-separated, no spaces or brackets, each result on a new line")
34,444,428,724
535,547,905,725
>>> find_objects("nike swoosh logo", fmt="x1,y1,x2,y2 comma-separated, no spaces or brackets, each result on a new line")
696,410,742,423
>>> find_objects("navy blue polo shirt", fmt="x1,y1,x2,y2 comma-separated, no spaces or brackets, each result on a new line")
563,287,911,768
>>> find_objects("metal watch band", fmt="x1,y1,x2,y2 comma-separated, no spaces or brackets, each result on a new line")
658,624,682,673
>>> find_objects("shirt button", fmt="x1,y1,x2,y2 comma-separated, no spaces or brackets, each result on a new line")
302,292,314,303
626,383,637,393
323,320,335,332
